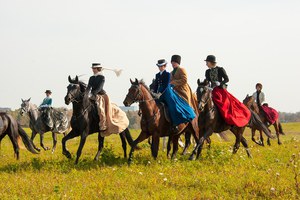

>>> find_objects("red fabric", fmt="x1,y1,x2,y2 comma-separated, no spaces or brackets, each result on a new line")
212,87,251,127
261,104,279,124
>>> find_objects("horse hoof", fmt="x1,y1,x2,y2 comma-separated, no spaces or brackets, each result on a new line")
278,142,282,145
188,155,195,161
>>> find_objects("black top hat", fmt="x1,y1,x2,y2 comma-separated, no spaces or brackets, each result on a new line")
45,90,52,94
204,55,217,63
92,63,101,68
156,59,167,67
171,55,181,65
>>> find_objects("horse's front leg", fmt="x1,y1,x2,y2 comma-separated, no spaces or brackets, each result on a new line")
51,132,57,154
119,132,127,158
231,127,243,154
151,133,160,159
94,133,104,161
128,131,149,165
31,131,40,152
62,129,79,159
274,123,282,145
251,128,262,146
259,130,265,146
75,132,88,164
40,133,50,151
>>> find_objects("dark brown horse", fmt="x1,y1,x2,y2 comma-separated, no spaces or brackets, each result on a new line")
191,79,274,160
243,95,284,146
0,112,38,159
123,79,200,164
63,76,135,164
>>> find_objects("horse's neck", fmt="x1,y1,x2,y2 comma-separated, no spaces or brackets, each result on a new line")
28,104,39,122
139,86,157,117
72,101,85,116
251,101,260,113
205,92,215,113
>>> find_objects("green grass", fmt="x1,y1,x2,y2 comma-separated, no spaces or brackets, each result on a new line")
0,123,300,199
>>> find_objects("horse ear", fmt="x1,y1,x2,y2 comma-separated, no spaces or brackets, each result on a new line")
75,76,79,83
21,98,24,102
28,97,31,102
68,75,72,83
203,79,209,86
130,78,134,84
135,78,138,84
246,94,249,98
197,79,201,86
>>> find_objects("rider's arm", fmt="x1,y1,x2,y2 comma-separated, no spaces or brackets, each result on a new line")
170,68,187,86
92,75,105,95
219,67,229,85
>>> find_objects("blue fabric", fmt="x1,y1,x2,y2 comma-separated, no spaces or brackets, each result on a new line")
153,71,170,93
40,97,52,107
159,85,196,126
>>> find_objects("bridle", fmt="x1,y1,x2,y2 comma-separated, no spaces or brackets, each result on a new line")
197,87,210,112
126,84,154,104
67,84,84,103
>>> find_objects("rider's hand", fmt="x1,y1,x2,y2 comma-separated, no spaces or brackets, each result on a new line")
215,81,220,86
89,95,96,101
157,92,162,98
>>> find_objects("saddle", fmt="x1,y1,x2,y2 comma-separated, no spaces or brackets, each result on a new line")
157,102,171,123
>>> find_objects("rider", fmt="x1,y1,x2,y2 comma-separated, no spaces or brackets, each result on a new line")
252,83,278,125
152,59,196,132
39,90,53,129
203,55,251,127
170,55,198,114
204,55,229,88
87,63,108,132
252,83,265,107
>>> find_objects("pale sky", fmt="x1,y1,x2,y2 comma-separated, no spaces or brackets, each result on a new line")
0,0,299,112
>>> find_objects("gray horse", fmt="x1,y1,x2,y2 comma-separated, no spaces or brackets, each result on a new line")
20,98,70,153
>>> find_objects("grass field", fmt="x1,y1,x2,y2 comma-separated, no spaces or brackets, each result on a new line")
0,123,300,199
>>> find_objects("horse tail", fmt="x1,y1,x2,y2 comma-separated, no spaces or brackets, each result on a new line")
249,110,274,139
124,128,141,150
17,124,39,154
279,123,285,135
217,131,230,141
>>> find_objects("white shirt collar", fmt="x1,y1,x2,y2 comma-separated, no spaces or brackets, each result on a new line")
159,70,165,75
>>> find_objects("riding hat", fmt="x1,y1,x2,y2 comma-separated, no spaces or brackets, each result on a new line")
91,63,101,68
171,55,181,65
45,90,52,94
156,59,167,67
204,55,217,63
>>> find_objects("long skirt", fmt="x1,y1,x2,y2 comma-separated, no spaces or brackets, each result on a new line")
212,87,251,127
261,104,279,124
160,85,196,126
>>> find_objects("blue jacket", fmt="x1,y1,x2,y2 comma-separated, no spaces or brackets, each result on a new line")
40,97,52,108
153,70,170,93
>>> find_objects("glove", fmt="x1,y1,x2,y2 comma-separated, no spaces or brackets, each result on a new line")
214,81,220,86
157,92,162,98
89,94,97,101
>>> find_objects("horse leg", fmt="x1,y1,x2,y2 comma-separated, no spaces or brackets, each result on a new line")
40,133,50,151
171,134,180,160
206,137,212,150
259,130,265,146
162,137,167,152
190,128,212,160
128,131,149,165
166,136,171,159
241,136,252,158
231,127,242,154
251,128,262,146
151,133,160,159
119,131,127,158
51,132,57,154
31,131,40,152
274,123,282,145
75,133,88,164
8,132,20,160
62,129,79,159
182,132,191,155
94,134,104,161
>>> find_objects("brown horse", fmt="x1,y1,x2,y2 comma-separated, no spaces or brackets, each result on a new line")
123,79,200,164
191,79,274,160
243,95,284,146
0,112,38,159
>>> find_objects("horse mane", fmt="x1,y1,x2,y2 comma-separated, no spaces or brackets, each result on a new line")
138,79,151,93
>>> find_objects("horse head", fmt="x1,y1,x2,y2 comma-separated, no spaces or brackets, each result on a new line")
20,98,31,116
65,75,84,105
123,78,144,107
243,94,254,108
196,79,211,111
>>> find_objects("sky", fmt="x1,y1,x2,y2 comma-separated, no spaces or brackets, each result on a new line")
0,0,299,112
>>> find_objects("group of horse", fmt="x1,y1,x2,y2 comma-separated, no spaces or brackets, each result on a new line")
0,76,284,165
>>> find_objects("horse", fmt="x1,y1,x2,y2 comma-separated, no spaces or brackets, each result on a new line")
20,98,69,153
191,79,274,160
0,112,38,159
243,95,284,146
148,78,194,152
123,78,200,164
63,76,135,164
